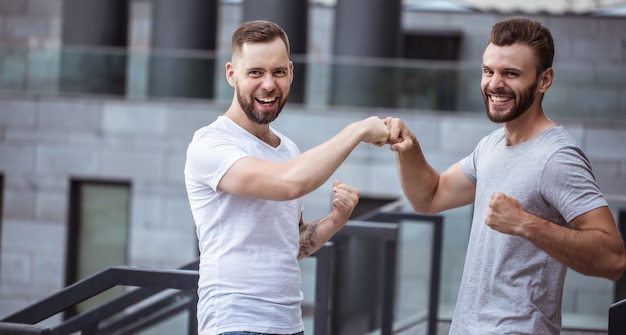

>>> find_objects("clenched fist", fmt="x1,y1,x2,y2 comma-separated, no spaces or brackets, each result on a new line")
485,192,529,236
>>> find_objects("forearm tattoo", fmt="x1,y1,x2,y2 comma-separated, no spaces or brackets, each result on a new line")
299,222,318,257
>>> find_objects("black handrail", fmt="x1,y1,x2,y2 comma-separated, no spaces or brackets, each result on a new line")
0,207,441,335
0,247,338,335
357,209,443,335
3,266,198,324
1,265,199,335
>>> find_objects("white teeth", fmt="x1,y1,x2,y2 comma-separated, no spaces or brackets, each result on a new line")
491,96,510,102
258,97,275,103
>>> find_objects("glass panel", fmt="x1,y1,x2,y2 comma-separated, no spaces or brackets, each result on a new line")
0,44,624,122
394,220,433,326
76,182,129,313
299,256,317,334
60,48,127,95
561,197,626,330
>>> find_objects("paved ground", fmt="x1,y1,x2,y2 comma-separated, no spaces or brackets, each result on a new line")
394,320,608,335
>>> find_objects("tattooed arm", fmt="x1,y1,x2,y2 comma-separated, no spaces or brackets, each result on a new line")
298,180,360,260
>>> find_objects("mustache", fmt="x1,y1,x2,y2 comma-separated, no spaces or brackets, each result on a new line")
484,87,514,96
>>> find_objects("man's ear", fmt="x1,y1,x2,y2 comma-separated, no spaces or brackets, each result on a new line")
538,67,554,93
289,61,294,85
225,62,235,88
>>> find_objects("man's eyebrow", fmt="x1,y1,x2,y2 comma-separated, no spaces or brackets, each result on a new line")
481,64,521,72
245,66,264,72
244,66,289,72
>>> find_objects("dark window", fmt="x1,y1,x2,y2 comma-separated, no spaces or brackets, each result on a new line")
60,0,128,95
65,179,130,317
404,31,462,61
400,31,463,111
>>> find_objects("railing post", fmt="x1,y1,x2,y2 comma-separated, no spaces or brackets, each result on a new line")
609,298,626,335
380,239,398,335
428,216,444,335
312,242,335,335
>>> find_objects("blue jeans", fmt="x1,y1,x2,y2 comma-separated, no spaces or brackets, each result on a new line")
220,332,304,335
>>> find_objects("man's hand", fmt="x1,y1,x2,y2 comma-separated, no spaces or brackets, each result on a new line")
385,117,416,152
297,180,360,259
329,180,360,228
357,116,390,146
485,192,528,236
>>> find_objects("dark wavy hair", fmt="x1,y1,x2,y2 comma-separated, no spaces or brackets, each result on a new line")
488,17,554,75
231,20,290,57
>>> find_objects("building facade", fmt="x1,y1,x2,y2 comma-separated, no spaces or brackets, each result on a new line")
0,0,625,333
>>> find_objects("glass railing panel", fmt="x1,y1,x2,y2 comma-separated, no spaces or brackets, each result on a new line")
299,256,317,334
0,45,44,93
394,218,435,328
561,197,626,330
59,46,127,96
1,44,625,123
146,50,217,100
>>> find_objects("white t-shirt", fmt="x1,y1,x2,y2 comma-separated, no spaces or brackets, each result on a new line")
185,116,305,335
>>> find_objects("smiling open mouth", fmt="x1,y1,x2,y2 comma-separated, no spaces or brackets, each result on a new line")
490,95,512,103
256,97,277,106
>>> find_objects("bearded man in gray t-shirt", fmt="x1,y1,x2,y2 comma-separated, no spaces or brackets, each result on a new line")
384,17,626,335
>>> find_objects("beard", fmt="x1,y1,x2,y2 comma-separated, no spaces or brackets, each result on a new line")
482,80,538,123
236,86,288,125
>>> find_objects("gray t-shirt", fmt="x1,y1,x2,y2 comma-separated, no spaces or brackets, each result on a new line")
451,126,607,335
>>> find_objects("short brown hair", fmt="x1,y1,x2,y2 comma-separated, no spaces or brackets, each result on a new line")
488,17,554,74
231,20,290,57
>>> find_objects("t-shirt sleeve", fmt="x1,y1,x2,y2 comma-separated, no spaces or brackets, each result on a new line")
540,147,608,223
460,135,489,184
185,132,248,191
460,151,477,184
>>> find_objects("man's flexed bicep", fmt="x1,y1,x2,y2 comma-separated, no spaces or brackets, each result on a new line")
217,156,306,201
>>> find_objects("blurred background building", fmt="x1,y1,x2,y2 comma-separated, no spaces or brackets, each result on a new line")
0,0,625,334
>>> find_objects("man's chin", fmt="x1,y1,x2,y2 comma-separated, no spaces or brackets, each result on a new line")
486,108,510,123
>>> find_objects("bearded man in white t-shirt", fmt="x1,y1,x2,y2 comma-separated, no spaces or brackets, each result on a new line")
184,20,390,335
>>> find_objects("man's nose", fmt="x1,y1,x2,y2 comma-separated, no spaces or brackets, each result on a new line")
488,73,505,90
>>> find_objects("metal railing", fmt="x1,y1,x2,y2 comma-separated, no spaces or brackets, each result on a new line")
0,261,200,335
609,297,626,335
354,206,443,335
329,220,401,335
0,210,442,335
0,204,445,335
3,207,624,334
